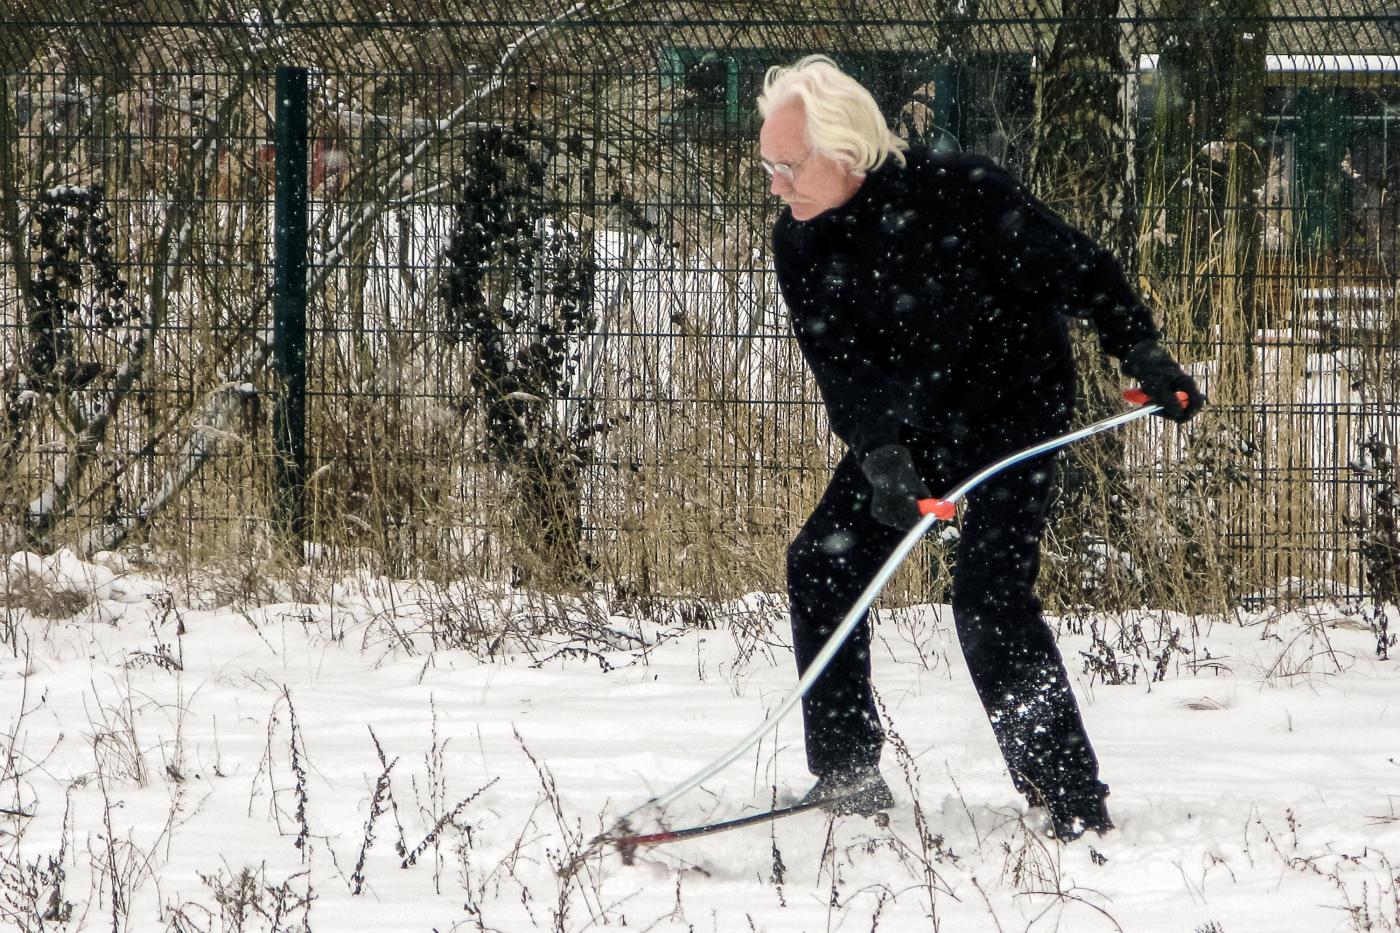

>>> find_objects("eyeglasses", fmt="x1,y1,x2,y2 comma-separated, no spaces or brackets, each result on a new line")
759,151,813,180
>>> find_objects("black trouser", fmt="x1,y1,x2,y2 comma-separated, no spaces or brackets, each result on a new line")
786,434,1107,811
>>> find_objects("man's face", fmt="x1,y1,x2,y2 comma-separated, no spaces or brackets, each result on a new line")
759,100,863,222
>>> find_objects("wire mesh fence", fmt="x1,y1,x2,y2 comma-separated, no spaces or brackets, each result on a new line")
1,2,1397,610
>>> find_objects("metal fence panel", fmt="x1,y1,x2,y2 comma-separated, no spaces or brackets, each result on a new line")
1,5,1396,608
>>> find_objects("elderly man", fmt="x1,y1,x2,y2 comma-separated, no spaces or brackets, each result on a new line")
759,55,1202,840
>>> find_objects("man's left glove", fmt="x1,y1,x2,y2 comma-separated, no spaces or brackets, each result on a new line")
861,445,933,531
1122,339,1206,423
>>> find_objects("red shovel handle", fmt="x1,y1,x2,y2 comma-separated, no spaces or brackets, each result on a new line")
1123,388,1189,409
917,498,957,521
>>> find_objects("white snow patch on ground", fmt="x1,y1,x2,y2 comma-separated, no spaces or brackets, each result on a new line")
1,551,1398,931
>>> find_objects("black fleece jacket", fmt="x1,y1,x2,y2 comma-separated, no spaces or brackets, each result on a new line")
772,145,1159,463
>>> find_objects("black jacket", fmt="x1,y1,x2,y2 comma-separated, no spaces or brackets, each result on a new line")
772,146,1159,462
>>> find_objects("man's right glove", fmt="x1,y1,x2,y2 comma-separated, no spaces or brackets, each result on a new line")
861,444,933,531
1122,339,1206,422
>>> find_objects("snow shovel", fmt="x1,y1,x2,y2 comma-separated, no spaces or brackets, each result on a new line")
589,387,1188,862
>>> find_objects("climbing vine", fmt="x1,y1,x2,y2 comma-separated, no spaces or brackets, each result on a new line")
18,183,136,409
441,124,610,583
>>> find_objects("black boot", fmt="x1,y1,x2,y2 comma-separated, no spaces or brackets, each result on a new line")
1044,790,1114,841
800,766,894,817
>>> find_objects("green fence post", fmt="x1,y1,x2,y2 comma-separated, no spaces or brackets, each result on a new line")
273,65,309,552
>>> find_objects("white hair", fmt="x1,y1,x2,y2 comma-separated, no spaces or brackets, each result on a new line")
756,54,909,173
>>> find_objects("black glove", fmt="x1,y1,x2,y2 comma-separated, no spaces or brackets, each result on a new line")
1122,339,1206,422
861,445,933,531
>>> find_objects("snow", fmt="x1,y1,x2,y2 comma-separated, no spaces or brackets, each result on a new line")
2,550,1398,931
1140,53,1400,74
44,185,92,199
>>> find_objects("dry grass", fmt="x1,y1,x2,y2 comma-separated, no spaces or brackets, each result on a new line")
0,573,91,620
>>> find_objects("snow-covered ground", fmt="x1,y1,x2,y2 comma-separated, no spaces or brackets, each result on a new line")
2,549,1398,932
